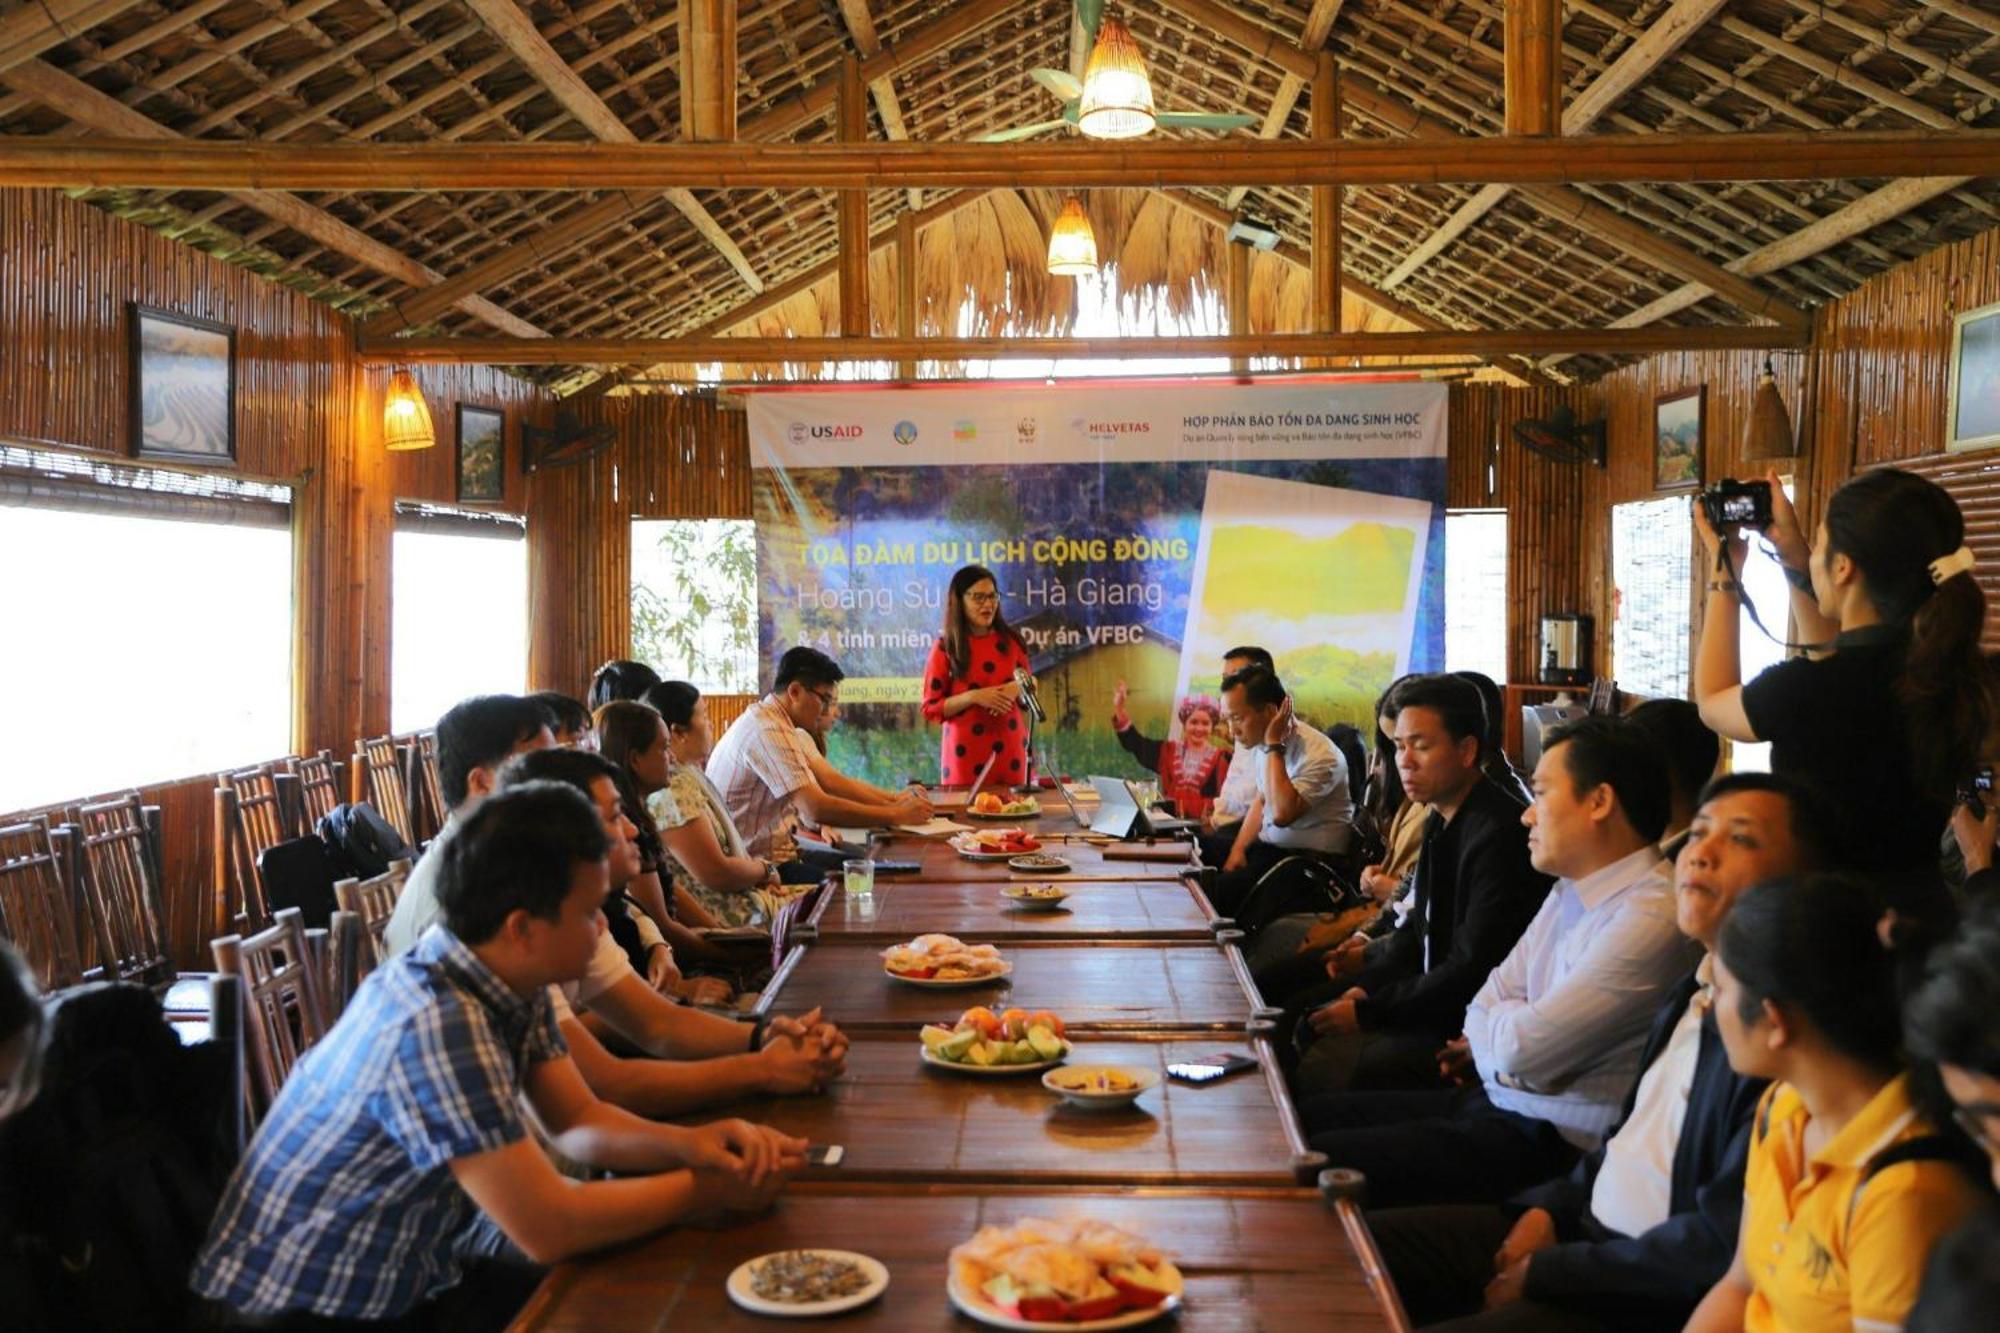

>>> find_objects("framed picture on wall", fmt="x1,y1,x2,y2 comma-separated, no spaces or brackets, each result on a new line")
1947,299,2000,453
1653,386,1704,492
129,304,235,465
456,404,505,503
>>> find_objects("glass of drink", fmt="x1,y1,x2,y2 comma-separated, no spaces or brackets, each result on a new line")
843,858,875,901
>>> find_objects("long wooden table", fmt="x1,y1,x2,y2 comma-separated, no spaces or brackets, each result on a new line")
757,939,1272,1033
809,879,1219,943
511,1189,1400,1331
692,1032,1323,1188
866,833,1199,882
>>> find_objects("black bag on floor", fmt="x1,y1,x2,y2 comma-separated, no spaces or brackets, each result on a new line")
256,834,342,928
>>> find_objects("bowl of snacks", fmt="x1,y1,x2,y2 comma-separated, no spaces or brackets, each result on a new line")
1006,852,1071,874
921,1006,1070,1074
881,934,1012,987
726,1249,889,1317
1041,1065,1159,1111
948,1217,1183,1329
968,790,1043,819
1001,883,1070,910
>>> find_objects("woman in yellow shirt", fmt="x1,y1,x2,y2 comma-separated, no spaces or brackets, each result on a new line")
1687,874,1980,1333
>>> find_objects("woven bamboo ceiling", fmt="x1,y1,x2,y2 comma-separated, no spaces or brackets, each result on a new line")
4,0,1998,389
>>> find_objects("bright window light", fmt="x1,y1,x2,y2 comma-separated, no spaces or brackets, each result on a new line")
1732,477,1796,772
1446,509,1508,683
631,519,758,694
0,504,293,811
1612,496,1694,699
391,512,528,733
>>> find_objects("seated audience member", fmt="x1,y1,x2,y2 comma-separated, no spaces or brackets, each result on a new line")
529,691,593,750
192,784,805,1329
1623,697,1721,855
587,658,661,713
1694,466,1994,877
706,647,932,883
1352,674,1431,920
1908,1211,2000,1333
594,700,735,1003
1210,666,1356,912
1684,874,1984,1333
645,681,806,929
1455,670,1531,806
1292,674,1548,1095
489,749,846,1115
1368,772,1830,1330
1199,644,1275,864
1303,716,1693,1207
385,694,554,955
1110,683,1231,821
0,940,44,1126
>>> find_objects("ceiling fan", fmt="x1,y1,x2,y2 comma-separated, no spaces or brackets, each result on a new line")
975,0,1257,143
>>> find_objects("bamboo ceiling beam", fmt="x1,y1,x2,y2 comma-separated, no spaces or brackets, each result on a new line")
836,0,924,213
357,325,1810,368
678,0,736,142
1504,0,1562,136
459,0,761,295
1223,0,1346,212
837,55,869,340
1383,0,1731,289
896,211,918,381
8,129,1994,190
1311,52,1340,338
0,0,154,77
0,58,544,338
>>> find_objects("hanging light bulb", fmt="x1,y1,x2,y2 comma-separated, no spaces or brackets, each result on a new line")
1076,16,1155,140
1046,196,1099,275
1744,357,1796,460
383,368,435,452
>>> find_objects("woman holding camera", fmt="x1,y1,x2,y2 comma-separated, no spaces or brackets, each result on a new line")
1694,467,1991,876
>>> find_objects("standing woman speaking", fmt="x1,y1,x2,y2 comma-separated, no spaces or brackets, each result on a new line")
921,565,1033,786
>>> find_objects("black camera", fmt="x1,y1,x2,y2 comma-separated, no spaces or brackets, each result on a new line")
1700,479,1772,531
1958,765,1994,812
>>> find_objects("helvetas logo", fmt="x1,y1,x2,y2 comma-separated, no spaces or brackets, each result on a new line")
893,420,919,446
1070,416,1151,443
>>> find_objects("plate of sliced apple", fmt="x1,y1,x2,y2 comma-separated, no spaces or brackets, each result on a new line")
920,1006,1070,1075
947,1217,1182,1329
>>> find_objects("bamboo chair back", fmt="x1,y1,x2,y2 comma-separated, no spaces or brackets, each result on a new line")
294,750,343,826
333,858,412,967
322,909,368,1021
73,793,175,986
355,736,418,848
211,907,328,1114
215,763,299,931
0,817,87,990
410,732,445,844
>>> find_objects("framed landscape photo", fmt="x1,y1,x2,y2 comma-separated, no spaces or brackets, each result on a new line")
456,404,505,503
129,304,234,465
1946,299,2000,453
1653,386,1704,492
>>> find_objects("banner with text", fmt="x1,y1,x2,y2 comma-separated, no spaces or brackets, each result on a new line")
745,381,1448,789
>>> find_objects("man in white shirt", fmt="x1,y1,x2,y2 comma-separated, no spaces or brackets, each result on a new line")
1365,771,1830,1329
705,646,931,880
1210,665,1356,917
1198,646,1274,867
1305,715,1695,1208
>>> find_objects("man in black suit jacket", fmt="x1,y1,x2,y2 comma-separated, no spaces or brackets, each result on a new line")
1364,773,1828,1331
1292,674,1551,1096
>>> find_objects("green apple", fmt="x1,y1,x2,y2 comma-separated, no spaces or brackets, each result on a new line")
1026,1025,1066,1061
939,1028,980,1061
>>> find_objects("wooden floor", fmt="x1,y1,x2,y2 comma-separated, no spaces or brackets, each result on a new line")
511,791,1407,1330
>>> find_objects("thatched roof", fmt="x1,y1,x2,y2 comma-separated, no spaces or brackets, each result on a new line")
5,0,1997,390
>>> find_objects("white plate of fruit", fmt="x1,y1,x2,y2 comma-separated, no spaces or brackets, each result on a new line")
920,1005,1071,1074
947,1216,1183,1329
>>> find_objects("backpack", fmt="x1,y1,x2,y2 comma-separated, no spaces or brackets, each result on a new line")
316,802,416,880
256,834,342,928
0,983,240,1332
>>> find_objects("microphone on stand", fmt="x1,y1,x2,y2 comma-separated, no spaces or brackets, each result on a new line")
1013,667,1046,724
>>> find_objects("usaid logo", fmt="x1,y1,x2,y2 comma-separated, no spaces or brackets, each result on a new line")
788,421,864,445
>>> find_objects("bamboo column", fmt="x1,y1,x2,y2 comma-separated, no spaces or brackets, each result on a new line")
1227,239,1250,376
1505,0,1562,136
678,0,737,141
1311,51,1341,360
838,55,869,339
897,211,917,380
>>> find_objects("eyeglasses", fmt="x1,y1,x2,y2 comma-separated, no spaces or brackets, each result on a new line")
809,688,838,709
965,592,1001,606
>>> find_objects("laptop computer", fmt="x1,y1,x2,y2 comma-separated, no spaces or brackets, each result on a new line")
1087,777,1199,839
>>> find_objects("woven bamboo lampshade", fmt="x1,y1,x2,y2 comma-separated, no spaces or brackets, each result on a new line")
1046,196,1100,275
1744,358,1796,459
1076,16,1155,140
383,368,435,451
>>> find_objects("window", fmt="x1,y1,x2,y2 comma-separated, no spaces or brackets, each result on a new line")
1612,496,1693,699
0,445,293,811
391,503,528,734
1732,477,1796,772
631,519,758,694
1445,509,1508,682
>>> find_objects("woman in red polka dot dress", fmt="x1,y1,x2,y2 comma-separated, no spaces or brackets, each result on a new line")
920,564,1035,787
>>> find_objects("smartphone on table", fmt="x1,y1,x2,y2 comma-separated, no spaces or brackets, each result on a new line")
1164,1053,1257,1085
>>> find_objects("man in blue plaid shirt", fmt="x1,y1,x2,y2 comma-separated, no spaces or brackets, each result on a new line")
193,782,804,1329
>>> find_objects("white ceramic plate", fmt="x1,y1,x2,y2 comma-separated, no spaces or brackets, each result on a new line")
920,1039,1071,1076
1001,885,1071,909
1041,1064,1161,1110
726,1250,889,1317
883,960,1014,988
1006,855,1072,874
946,1275,1181,1330
964,805,1044,820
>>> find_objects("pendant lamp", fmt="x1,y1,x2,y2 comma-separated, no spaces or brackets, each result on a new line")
1744,358,1796,460
1046,196,1100,275
1076,16,1156,140
383,368,435,452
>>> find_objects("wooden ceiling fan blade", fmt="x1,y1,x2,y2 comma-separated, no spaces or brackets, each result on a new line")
1029,67,1084,101
1156,112,1258,130
1075,0,1104,42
